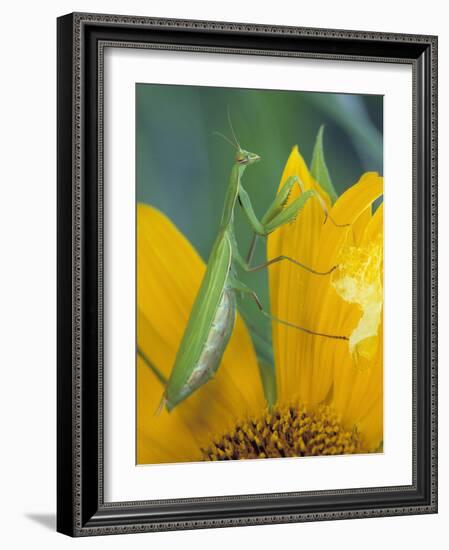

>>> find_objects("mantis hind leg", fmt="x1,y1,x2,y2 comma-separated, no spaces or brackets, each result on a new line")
230,277,348,342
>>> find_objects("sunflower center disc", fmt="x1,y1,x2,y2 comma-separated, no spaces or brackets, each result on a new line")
201,403,362,460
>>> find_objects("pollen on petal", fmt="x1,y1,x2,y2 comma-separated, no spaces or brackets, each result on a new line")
332,232,383,361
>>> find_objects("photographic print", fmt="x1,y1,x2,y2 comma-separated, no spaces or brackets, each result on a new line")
57,14,437,534
136,84,383,465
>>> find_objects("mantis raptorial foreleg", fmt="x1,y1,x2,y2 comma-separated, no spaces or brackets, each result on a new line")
237,185,333,276
260,175,301,226
239,175,348,236
229,277,348,341
238,174,349,276
238,182,313,237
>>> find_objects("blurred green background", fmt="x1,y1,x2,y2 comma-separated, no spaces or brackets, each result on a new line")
136,84,383,386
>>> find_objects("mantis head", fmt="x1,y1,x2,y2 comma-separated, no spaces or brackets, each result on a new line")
235,149,261,165
213,131,261,166
214,110,261,166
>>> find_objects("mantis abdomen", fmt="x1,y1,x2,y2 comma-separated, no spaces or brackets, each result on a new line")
186,287,236,390
162,233,234,411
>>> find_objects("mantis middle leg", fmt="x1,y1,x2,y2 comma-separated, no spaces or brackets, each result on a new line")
238,175,349,275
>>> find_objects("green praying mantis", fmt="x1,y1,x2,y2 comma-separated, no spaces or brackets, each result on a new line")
139,121,349,413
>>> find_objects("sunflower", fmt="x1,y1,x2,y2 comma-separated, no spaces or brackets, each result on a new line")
137,145,383,464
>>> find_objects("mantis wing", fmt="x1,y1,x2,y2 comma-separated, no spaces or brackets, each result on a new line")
165,232,232,407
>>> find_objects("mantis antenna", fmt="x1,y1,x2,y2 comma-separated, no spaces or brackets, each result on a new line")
227,106,241,150
212,131,239,150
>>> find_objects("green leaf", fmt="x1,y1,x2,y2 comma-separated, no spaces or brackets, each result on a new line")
238,305,277,407
257,360,277,409
247,326,276,407
310,125,338,204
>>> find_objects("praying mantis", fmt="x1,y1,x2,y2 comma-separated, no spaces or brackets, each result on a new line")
139,122,349,413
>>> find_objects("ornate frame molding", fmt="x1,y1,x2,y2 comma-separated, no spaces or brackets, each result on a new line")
57,12,437,536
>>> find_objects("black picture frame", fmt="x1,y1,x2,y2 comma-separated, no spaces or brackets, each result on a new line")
57,12,438,537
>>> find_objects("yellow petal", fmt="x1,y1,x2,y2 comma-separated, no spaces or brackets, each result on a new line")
330,321,383,451
137,355,200,464
137,204,264,464
333,203,383,358
268,146,331,405
330,206,384,451
332,240,382,358
268,148,383,408
279,144,332,206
